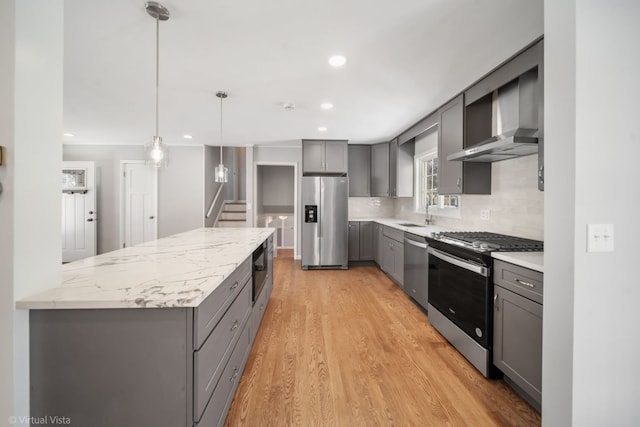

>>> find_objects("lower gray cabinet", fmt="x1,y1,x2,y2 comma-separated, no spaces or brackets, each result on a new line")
348,221,360,261
349,221,374,262
359,222,374,261
493,261,543,412
381,226,404,287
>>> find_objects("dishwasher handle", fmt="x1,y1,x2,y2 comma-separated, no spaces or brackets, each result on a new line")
428,247,488,277
404,237,428,249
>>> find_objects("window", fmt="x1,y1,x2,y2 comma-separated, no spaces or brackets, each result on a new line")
415,151,459,216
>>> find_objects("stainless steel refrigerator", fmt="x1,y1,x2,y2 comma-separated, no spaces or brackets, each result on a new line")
301,176,349,269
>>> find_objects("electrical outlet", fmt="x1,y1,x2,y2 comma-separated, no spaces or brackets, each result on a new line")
480,209,490,220
587,224,614,252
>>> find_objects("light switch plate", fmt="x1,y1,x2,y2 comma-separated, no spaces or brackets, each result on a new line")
480,209,490,220
587,224,614,252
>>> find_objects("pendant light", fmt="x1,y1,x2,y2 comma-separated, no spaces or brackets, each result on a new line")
144,1,170,168
214,91,229,183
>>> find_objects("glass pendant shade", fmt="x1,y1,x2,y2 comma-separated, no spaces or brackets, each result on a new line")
145,136,168,168
214,163,228,183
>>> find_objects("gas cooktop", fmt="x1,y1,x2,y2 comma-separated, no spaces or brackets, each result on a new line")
431,231,543,253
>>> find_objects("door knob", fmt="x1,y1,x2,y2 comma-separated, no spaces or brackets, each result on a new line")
149,216,155,219
87,218,93,222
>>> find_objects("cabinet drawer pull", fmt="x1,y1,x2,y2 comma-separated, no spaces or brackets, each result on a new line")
515,278,535,288
230,281,239,290
494,293,499,311
230,320,239,332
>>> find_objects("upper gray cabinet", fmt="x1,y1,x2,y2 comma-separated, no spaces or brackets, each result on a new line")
391,138,414,198
348,145,371,197
464,39,544,191
371,142,390,197
302,139,348,174
438,95,492,195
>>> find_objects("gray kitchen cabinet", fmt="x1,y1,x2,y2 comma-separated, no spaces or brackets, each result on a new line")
302,139,348,174
438,94,491,195
28,237,275,427
348,145,371,196
493,260,543,412
348,221,374,262
390,138,415,198
373,222,383,266
359,221,374,261
348,221,360,261
381,226,404,287
371,142,390,196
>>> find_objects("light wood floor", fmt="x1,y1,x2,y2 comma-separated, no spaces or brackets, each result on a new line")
225,257,541,426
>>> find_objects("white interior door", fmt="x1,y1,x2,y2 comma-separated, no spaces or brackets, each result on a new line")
62,161,97,262
123,162,158,247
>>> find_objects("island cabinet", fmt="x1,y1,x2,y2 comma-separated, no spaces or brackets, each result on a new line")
302,139,348,174
493,259,543,412
24,229,275,427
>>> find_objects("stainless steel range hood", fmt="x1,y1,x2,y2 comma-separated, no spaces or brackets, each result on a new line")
448,70,539,162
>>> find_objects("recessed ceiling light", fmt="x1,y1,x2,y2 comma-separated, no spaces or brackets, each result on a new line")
63,132,75,137
320,102,333,110
318,126,328,132
328,55,347,67
183,134,193,139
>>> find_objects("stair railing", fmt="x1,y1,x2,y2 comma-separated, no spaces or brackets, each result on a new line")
206,183,224,219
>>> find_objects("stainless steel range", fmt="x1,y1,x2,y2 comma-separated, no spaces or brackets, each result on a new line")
426,231,543,377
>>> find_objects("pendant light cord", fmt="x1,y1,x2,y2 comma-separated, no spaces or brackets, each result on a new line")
219,94,223,164
155,16,160,138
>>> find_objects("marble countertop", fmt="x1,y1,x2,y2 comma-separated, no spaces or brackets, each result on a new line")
348,217,447,237
492,252,544,273
16,228,275,310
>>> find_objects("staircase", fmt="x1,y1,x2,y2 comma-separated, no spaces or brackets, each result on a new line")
215,201,247,227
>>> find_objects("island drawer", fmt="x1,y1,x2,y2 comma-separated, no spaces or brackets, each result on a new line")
194,278,251,421
493,259,543,304
194,256,251,349
383,225,404,243
195,319,252,427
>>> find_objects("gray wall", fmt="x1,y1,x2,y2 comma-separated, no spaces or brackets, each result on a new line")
64,145,205,252
258,165,295,211
250,144,302,258
158,145,204,238
544,1,640,425
204,146,245,227
63,145,144,254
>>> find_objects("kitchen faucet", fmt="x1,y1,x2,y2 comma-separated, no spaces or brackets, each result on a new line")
425,200,432,225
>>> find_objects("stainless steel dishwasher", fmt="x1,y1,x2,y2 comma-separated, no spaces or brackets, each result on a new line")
403,233,429,311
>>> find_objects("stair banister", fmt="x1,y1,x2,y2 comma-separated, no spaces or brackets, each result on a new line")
206,183,224,219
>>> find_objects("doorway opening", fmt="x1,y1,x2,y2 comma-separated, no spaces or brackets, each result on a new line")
254,163,297,258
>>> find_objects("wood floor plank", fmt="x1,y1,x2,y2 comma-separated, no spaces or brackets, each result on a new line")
225,259,541,427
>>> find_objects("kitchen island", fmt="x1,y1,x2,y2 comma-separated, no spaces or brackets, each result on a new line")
17,227,275,427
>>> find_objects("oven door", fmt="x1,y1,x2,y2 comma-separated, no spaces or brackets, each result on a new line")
427,247,490,348
252,243,268,304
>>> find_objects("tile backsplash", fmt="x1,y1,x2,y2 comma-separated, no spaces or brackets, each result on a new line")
394,155,544,240
348,156,543,240
348,197,395,219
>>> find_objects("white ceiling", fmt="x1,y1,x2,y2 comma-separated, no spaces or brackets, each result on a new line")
62,0,543,147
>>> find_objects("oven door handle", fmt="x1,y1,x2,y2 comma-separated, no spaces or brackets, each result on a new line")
428,247,488,277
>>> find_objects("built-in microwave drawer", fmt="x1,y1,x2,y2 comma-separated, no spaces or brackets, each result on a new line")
193,279,251,421
383,225,404,243
193,256,251,349
195,318,252,427
493,260,543,304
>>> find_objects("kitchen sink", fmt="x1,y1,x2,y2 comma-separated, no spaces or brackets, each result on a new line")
397,222,423,227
